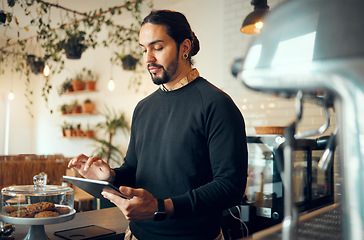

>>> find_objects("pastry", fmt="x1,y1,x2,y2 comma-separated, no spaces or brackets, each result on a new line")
5,205,26,213
9,210,35,218
34,211,59,218
26,202,55,213
56,206,70,215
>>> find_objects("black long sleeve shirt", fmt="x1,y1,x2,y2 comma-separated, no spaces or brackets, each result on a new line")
113,77,248,240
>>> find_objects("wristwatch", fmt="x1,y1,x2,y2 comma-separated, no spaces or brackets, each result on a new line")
154,199,167,221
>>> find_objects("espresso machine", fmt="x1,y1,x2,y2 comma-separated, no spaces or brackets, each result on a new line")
239,0,364,239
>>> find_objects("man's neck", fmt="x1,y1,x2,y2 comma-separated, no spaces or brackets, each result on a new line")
163,66,192,90
161,68,199,92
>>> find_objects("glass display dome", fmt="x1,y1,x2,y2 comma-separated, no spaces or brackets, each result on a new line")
1,174,74,220
0,175,75,240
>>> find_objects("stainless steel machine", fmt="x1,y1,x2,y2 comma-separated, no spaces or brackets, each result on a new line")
239,0,364,239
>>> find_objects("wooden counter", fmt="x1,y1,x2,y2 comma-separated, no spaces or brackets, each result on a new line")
9,207,129,240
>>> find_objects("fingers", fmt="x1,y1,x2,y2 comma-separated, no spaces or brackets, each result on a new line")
101,191,130,218
101,188,155,221
68,154,110,180
68,154,103,171
118,186,135,198
68,154,88,168
84,156,103,171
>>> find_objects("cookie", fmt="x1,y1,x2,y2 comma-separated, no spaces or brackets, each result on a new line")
34,211,59,218
5,205,26,213
26,202,55,213
9,210,35,218
56,206,70,215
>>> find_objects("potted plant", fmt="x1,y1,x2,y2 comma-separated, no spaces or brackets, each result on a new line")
86,124,94,138
66,104,73,114
82,99,95,114
72,100,82,114
92,107,130,165
53,21,93,60
63,122,73,137
85,69,98,90
76,124,85,137
0,11,6,25
26,55,45,74
71,79,85,91
61,121,71,137
121,54,139,71
58,78,73,96
58,23,88,59
76,68,98,90
71,68,99,91
59,104,68,115
86,79,96,91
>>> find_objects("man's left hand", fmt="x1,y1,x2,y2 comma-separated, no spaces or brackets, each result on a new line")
101,186,157,221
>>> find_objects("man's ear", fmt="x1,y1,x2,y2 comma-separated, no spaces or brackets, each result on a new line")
181,38,192,55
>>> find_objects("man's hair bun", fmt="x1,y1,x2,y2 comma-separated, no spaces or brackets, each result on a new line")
190,32,200,57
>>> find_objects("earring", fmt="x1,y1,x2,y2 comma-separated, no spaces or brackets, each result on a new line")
183,53,188,60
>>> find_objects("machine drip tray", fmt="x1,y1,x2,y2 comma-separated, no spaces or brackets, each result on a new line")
253,204,342,240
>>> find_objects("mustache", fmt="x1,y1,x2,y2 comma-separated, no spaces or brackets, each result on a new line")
147,63,164,69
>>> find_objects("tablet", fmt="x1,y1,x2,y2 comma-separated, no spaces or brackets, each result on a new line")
63,176,132,200
54,225,116,240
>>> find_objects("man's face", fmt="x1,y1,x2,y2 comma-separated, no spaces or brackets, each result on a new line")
139,23,181,85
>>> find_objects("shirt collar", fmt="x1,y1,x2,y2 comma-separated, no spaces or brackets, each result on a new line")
161,68,200,92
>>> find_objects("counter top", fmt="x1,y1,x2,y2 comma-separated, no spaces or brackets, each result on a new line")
8,207,129,240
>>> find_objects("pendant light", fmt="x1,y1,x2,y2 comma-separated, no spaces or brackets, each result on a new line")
241,0,269,35
108,78,115,91
108,61,115,92
43,63,50,77
8,91,14,100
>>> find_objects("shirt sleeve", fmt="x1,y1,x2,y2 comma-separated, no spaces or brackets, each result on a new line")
112,161,137,188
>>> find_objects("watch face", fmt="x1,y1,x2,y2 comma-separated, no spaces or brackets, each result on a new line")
154,212,167,221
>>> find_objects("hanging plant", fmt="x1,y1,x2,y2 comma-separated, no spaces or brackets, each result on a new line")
42,75,53,114
121,54,139,71
64,41,86,60
24,69,34,118
0,11,6,25
26,54,45,74
51,21,94,60
59,26,88,59
0,0,152,116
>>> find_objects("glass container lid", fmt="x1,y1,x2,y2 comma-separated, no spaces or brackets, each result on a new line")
1,174,73,195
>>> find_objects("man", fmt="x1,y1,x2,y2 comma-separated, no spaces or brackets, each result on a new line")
68,10,248,240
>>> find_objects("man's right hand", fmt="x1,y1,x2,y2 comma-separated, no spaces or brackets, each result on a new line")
68,154,114,181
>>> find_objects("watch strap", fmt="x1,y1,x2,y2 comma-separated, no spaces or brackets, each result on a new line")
154,199,167,221
157,199,165,212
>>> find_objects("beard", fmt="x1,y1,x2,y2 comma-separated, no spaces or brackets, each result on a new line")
148,54,179,85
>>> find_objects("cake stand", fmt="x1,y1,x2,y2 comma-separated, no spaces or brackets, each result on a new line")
0,209,75,240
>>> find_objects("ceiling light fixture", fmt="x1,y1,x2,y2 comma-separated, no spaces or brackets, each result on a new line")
241,0,269,35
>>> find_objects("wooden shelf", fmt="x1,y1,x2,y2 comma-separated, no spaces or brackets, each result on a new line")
64,89,97,95
62,113,98,116
63,136,95,139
